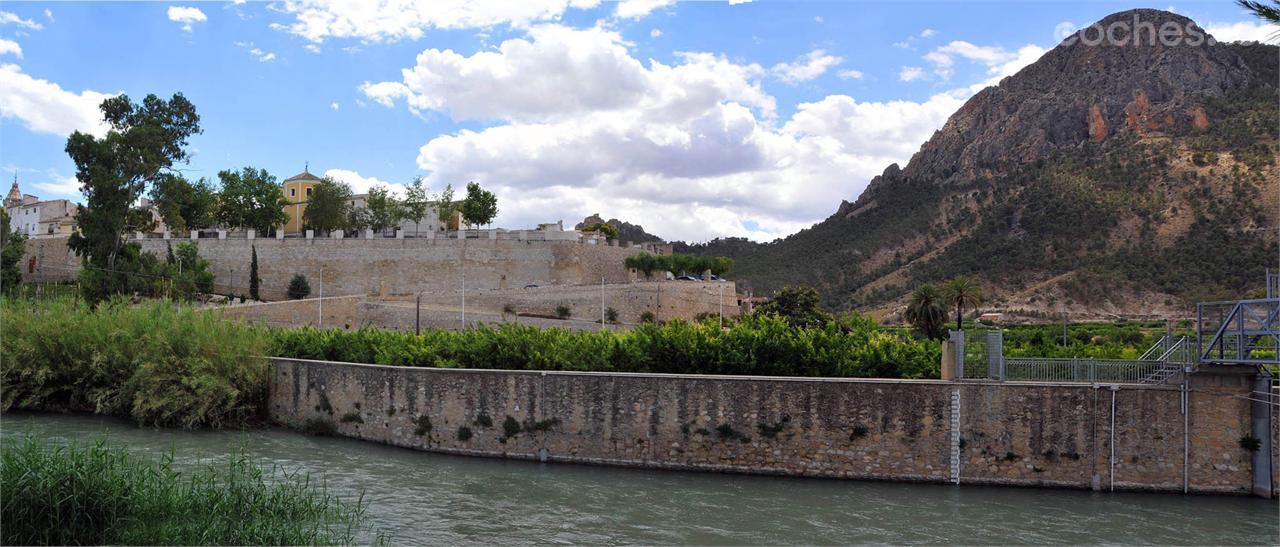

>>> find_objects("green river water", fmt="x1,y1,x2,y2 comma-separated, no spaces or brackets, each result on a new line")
3,412,1277,545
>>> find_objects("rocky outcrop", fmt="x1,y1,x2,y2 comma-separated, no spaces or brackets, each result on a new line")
575,214,665,243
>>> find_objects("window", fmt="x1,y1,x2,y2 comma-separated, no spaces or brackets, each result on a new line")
305,187,313,197
290,188,296,197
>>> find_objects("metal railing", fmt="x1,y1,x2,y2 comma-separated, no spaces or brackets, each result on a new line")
1002,357,1169,384
1197,298,1280,366
955,331,1189,384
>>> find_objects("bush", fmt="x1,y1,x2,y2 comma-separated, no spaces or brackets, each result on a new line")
605,307,619,324
288,274,311,300
1,298,270,428
268,313,941,379
555,305,571,319
0,437,372,545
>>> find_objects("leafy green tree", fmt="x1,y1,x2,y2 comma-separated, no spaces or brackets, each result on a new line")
217,167,287,234
436,184,456,228
249,245,260,301
301,177,352,234
756,285,829,328
364,185,404,233
149,174,218,234
345,207,370,233
460,181,498,228
581,221,618,240
171,242,214,300
65,93,201,303
287,274,311,300
941,277,984,331
402,177,431,236
0,209,26,293
904,284,947,339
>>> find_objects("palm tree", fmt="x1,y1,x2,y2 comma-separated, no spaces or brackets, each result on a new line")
941,277,984,332
1238,1,1280,24
904,284,947,340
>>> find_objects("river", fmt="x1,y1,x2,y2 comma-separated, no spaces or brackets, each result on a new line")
3,412,1276,545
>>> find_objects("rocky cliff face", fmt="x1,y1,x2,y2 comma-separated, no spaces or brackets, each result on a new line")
683,9,1278,319
575,214,665,243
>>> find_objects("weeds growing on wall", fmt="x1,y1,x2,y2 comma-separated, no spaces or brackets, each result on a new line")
0,436,376,545
0,297,270,428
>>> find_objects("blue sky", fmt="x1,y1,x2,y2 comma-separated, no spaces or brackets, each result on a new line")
0,1,1274,242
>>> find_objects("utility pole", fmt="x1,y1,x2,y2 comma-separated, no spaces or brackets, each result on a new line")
601,276,606,330
318,267,323,328
719,283,724,329
416,294,421,335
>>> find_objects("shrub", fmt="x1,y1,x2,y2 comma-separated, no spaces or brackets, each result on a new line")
288,274,311,300
1,298,270,428
640,311,656,323
0,437,372,545
457,426,473,441
555,305,571,319
605,307,619,324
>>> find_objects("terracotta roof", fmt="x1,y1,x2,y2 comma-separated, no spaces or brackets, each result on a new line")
283,169,322,183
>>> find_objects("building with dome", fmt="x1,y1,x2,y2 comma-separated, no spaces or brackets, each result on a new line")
281,166,323,234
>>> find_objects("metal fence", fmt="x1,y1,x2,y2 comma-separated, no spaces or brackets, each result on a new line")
1196,298,1280,366
1002,357,1169,384
954,330,1187,385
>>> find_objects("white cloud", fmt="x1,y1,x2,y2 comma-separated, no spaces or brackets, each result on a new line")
32,173,80,198
814,16,823,24
649,28,662,38
923,40,1016,79
0,64,114,137
271,0,600,44
836,69,863,80
615,0,674,20
324,168,407,196
167,6,207,32
0,11,43,30
920,28,936,38
236,41,277,62
899,66,924,82
1204,20,1280,43
771,49,843,84
364,24,975,241
1053,21,1076,41
43,9,53,22
361,25,774,123
0,39,20,58
330,101,340,111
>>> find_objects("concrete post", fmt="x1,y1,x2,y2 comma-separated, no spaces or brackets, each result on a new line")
941,339,956,381
190,231,199,240
488,230,497,240
364,229,374,239
217,229,227,240
134,231,144,240
305,230,314,240
1251,370,1274,498
396,229,404,239
276,229,285,240
333,230,344,239
163,230,171,240
247,229,255,240
456,230,464,240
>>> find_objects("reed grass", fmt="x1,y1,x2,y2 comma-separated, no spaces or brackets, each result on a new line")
0,436,375,545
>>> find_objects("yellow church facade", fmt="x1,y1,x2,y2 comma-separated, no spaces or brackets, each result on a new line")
281,168,322,234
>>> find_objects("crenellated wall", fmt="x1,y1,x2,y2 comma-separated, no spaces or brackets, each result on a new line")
268,358,1271,495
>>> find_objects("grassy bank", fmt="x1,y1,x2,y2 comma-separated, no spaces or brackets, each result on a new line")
1,298,269,428
0,436,372,545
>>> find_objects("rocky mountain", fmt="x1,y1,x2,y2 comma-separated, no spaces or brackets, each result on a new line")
679,9,1278,320
575,214,665,243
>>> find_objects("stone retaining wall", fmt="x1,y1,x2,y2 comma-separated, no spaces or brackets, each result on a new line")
268,358,1272,495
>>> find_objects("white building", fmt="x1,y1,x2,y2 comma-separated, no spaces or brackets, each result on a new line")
5,178,79,238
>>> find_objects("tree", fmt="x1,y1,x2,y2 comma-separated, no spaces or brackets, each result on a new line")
1238,1,1280,26
904,284,947,340
217,167,288,234
249,245,260,301
435,184,456,229
756,285,829,328
402,177,430,236
149,174,218,235
941,277,984,331
287,273,311,300
65,93,201,303
302,177,352,234
365,185,404,233
581,221,618,240
0,209,26,293
345,207,370,233
171,241,214,300
460,181,498,227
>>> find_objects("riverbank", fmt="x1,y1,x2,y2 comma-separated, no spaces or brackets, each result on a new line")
269,357,1278,496
5,412,1277,545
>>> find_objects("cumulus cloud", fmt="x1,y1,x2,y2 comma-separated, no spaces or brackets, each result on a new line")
324,168,407,196
771,49,842,84
270,0,600,43
898,66,925,81
920,28,936,38
330,101,340,111
0,63,114,137
43,9,54,22
649,28,662,38
32,173,81,198
923,40,1016,79
836,69,863,80
1203,20,1280,43
1053,21,1076,41
0,11,43,30
363,24,970,241
0,39,20,58
168,6,207,32
615,0,675,20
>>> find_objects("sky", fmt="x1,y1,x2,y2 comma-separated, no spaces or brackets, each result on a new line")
0,1,1275,242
